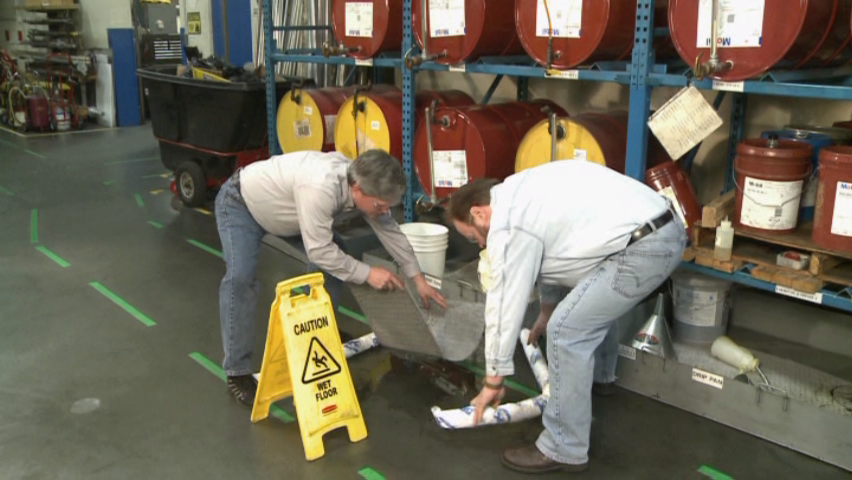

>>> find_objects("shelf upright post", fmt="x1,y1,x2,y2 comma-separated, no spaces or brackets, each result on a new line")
402,0,417,223
517,77,530,102
263,0,280,157
624,0,656,181
724,93,748,193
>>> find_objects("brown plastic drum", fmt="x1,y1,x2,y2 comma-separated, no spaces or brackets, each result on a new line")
646,161,702,234
669,0,852,81
413,99,568,198
833,120,852,132
332,0,403,59
411,0,524,65
734,139,813,235
813,146,852,252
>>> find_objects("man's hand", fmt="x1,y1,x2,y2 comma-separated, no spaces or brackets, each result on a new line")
471,375,505,426
527,303,557,347
528,313,549,347
366,266,405,291
412,274,447,309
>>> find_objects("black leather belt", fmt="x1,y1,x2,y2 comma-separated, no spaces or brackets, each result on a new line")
627,210,674,246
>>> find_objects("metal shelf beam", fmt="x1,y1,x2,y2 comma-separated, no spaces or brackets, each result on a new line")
679,262,852,313
270,52,403,68
648,67,852,101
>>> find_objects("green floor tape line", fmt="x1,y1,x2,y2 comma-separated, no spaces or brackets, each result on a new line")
270,405,295,422
699,465,734,480
188,352,295,423
358,467,386,480
89,282,156,327
460,361,540,398
338,306,368,324
35,246,70,267
134,193,145,207
0,185,13,196
23,149,45,159
186,239,223,258
30,209,38,244
189,352,227,381
148,220,164,229
105,156,160,166
103,179,115,186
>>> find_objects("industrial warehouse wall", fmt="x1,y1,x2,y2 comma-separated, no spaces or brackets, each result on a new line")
182,0,214,57
0,0,23,51
0,0,132,51
411,72,852,205
78,0,132,49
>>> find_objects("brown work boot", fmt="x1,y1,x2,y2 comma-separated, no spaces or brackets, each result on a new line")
593,381,616,396
501,445,589,474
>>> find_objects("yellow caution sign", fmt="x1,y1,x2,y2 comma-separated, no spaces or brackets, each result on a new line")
251,273,367,461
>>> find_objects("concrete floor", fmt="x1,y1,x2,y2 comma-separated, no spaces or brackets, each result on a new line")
1,125,850,479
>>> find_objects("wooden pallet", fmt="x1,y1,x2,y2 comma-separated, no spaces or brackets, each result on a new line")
691,222,852,293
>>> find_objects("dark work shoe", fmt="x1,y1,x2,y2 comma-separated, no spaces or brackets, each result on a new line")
501,445,589,474
593,382,616,396
227,374,257,407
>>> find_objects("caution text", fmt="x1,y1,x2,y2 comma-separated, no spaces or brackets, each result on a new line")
295,316,329,335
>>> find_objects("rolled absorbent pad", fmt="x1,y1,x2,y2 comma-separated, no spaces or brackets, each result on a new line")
342,332,380,358
431,395,549,429
431,328,550,429
520,328,549,391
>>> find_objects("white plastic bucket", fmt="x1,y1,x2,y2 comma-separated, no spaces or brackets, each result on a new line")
400,222,449,279
672,270,732,344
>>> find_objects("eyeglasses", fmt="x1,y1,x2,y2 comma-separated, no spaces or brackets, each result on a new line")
372,200,391,213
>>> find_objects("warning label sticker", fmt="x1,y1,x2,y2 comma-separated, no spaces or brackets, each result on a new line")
345,2,373,38
696,0,764,48
294,119,312,138
740,176,803,230
302,337,341,384
536,0,582,38
832,181,852,237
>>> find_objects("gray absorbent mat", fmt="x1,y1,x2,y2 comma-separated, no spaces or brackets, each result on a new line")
348,277,485,362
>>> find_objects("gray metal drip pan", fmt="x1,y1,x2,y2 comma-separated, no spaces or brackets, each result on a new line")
348,277,485,362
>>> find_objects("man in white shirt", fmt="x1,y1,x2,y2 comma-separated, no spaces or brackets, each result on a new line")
447,161,685,473
215,149,446,406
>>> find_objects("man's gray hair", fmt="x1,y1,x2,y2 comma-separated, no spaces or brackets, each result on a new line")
347,149,407,204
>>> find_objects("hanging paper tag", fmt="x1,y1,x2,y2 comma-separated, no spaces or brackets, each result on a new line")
647,85,723,160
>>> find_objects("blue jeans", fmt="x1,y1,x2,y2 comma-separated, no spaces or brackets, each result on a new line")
215,175,344,377
536,219,686,465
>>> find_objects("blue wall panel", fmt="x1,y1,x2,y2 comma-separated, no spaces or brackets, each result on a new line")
226,0,253,67
107,28,141,127
211,0,226,58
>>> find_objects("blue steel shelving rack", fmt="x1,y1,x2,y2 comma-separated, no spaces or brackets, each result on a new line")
263,0,852,313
